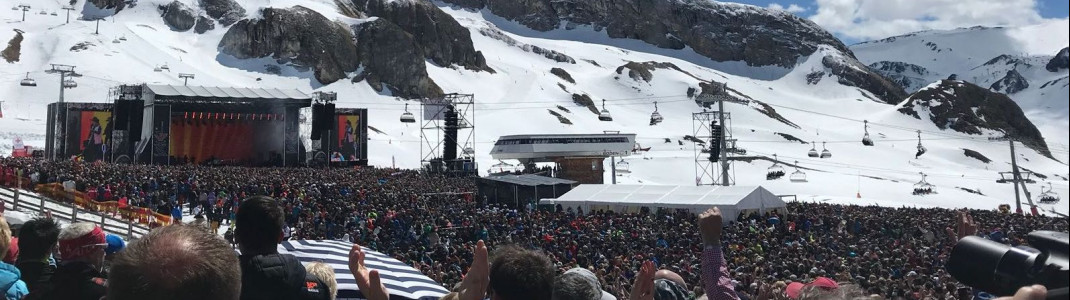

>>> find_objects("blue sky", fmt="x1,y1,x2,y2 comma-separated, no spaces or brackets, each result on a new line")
729,0,1070,44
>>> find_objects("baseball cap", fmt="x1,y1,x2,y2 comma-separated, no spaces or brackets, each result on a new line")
563,268,617,300
785,276,839,299
105,234,127,255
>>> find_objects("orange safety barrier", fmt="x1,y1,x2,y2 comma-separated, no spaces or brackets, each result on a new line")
27,183,172,227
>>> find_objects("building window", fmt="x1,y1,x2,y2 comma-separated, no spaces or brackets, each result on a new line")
496,136,628,145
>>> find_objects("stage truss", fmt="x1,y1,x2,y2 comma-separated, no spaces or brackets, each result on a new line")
692,110,736,186
420,93,476,167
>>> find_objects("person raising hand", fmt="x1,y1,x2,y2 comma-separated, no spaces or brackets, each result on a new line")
698,207,738,300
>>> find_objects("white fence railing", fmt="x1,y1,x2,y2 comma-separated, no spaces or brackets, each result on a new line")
0,187,149,239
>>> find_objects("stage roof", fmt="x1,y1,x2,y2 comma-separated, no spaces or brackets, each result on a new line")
145,84,311,100
482,174,577,186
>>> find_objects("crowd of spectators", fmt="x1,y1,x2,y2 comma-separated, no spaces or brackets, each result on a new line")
0,157,1066,300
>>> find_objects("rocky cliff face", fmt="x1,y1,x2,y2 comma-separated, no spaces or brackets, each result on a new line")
353,19,444,99
1047,47,1069,72
441,0,905,103
216,1,489,98
351,0,491,72
478,26,575,64
989,69,1029,94
898,80,1049,156
195,16,216,34
441,0,845,68
868,61,933,92
160,1,196,31
2,30,22,63
821,53,909,103
89,0,126,10
200,0,247,26
219,6,359,84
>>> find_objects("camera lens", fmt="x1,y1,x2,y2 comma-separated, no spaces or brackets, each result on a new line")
948,236,1042,296
949,236,1009,293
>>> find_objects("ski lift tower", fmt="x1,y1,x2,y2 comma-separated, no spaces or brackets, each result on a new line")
694,83,735,186
420,93,477,176
990,136,1039,215
18,5,30,22
45,64,80,103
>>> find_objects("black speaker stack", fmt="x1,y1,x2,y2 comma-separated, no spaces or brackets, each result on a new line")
324,103,336,128
128,100,145,140
112,100,144,137
311,103,324,140
310,103,336,141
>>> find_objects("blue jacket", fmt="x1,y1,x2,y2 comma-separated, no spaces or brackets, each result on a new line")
0,262,28,300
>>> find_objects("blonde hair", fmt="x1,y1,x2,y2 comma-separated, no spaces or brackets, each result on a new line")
0,217,10,258
305,262,337,300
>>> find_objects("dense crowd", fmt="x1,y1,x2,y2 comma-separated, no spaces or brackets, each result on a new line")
1,157,1067,300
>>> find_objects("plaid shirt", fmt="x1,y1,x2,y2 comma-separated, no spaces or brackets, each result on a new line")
703,245,739,300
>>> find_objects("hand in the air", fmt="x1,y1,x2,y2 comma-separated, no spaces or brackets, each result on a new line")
629,260,655,300
349,244,390,300
460,240,489,300
698,207,724,246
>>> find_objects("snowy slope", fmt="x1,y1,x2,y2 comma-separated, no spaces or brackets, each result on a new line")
1,0,1066,216
852,22,1069,75
851,21,1070,160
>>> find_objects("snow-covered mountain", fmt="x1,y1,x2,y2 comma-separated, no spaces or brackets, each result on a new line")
851,21,1070,159
0,0,1066,215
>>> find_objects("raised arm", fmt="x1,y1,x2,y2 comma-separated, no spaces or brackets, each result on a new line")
699,207,738,300
350,244,390,300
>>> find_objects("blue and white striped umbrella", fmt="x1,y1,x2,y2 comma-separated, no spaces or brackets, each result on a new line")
279,240,450,300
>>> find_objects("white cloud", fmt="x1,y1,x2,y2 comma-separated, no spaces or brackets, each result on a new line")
810,0,1050,41
767,3,808,13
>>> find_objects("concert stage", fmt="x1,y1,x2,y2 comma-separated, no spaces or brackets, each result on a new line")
47,84,320,167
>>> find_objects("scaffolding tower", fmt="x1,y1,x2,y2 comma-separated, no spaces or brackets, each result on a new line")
694,89,736,186
420,93,477,176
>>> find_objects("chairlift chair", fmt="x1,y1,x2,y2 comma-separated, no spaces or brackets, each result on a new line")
997,172,1015,184
862,120,874,146
399,103,416,123
789,161,807,183
807,141,819,158
119,36,127,41
598,100,613,121
153,65,163,72
649,101,663,125
50,11,57,16
1039,183,1060,204
915,130,927,158
463,147,475,156
62,79,77,88
19,73,37,87
615,159,631,174
820,142,832,159
112,38,121,43
912,172,935,195
766,154,785,180
11,7,18,11
160,64,170,71
38,10,46,15
491,160,515,173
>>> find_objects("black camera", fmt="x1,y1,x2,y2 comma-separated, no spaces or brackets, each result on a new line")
947,231,1068,298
